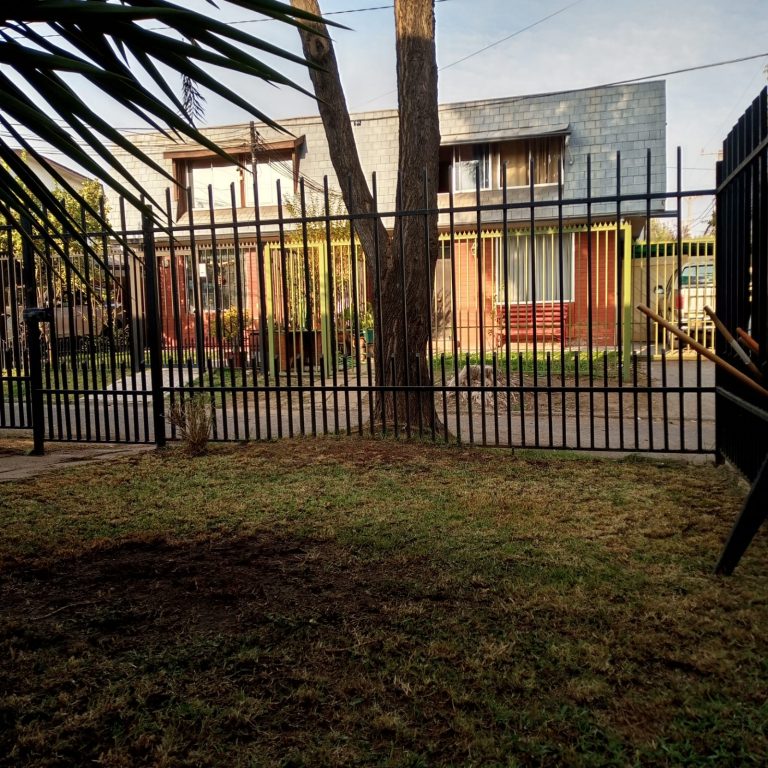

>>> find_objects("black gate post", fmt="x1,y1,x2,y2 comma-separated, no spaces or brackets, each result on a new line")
143,213,166,447
20,215,45,455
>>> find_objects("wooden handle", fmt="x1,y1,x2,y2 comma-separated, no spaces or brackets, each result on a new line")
703,306,763,380
637,304,768,399
736,327,760,354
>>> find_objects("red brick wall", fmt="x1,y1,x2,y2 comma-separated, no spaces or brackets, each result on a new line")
570,230,617,348
159,247,262,356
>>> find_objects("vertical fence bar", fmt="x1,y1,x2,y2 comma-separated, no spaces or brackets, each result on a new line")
529,157,539,447
675,147,686,451
644,149,655,451
143,213,166,447
614,152,625,449
424,169,436,442
586,155,595,449
396,175,411,439
476,171,486,445
276,181,294,437
21,215,45,455
448,187,461,444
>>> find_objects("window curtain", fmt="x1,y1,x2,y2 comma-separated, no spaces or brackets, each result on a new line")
531,137,561,185
499,141,528,187
499,233,574,303
500,138,563,187
453,144,490,191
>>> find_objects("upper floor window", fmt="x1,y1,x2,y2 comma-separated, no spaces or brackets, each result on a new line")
499,137,563,187
438,136,564,194
453,144,491,192
166,135,305,217
438,144,491,193
187,153,291,210
189,157,246,210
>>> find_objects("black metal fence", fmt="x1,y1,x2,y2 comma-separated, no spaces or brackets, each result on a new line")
715,88,768,478
2,153,717,453
712,89,768,574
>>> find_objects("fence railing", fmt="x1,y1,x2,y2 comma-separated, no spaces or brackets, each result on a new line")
715,88,768,479
1,157,718,453
711,88,768,574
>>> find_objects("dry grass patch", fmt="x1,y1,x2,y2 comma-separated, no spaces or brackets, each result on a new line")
0,438,765,767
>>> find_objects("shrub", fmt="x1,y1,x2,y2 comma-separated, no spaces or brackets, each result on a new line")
166,395,214,456
220,308,251,349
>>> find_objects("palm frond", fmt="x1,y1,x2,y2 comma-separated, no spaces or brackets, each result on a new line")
0,0,340,231
182,75,206,127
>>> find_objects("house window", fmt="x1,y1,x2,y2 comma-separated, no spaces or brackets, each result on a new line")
185,246,244,312
189,158,244,210
245,156,288,207
499,137,563,187
438,144,491,193
170,140,301,216
437,138,563,193
453,144,491,192
186,154,292,211
495,232,574,304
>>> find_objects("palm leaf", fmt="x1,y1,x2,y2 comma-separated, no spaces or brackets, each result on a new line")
0,0,339,237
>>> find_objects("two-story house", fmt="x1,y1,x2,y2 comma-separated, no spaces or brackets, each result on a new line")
106,81,666,367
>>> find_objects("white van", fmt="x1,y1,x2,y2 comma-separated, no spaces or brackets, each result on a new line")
664,260,715,348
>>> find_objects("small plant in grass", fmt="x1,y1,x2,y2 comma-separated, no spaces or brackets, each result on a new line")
167,395,214,455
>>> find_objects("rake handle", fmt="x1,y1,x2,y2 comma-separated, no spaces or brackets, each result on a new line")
736,327,760,354
637,304,768,399
703,306,763,380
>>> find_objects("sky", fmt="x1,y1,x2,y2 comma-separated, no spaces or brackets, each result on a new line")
203,0,768,232
8,0,768,233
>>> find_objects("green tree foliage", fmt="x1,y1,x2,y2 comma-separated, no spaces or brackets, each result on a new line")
644,218,691,242
0,154,109,304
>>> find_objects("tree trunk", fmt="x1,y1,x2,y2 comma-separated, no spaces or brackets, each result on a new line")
290,0,388,269
291,0,442,436
380,0,440,433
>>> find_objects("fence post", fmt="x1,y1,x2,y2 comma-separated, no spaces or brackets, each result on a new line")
621,223,633,383
20,215,45,455
143,213,166,447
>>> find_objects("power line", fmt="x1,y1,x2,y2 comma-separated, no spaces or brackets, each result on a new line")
231,0,454,22
440,0,585,73
699,66,765,151
600,51,768,89
358,0,586,107
432,50,768,109
4,1,454,41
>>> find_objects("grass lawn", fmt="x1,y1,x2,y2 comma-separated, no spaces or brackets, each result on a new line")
0,438,766,767
433,350,623,379
1,375,28,405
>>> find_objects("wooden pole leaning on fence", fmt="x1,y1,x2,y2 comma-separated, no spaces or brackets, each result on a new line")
703,305,763,380
637,304,768,399
736,327,760,355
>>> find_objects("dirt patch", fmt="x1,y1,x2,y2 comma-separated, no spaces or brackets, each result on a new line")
0,438,30,457
1,532,466,767
2,533,433,641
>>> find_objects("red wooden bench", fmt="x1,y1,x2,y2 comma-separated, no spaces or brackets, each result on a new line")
495,302,571,346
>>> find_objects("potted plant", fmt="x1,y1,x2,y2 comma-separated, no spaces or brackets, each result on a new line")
221,307,251,366
359,308,374,345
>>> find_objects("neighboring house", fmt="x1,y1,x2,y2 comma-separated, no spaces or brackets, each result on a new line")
10,149,91,194
105,81,666,363
1,153,92,356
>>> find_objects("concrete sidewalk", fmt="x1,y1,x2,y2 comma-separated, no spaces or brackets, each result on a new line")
0,431,152,483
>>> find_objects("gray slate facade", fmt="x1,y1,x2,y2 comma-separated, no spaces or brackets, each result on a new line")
106,81,666,234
